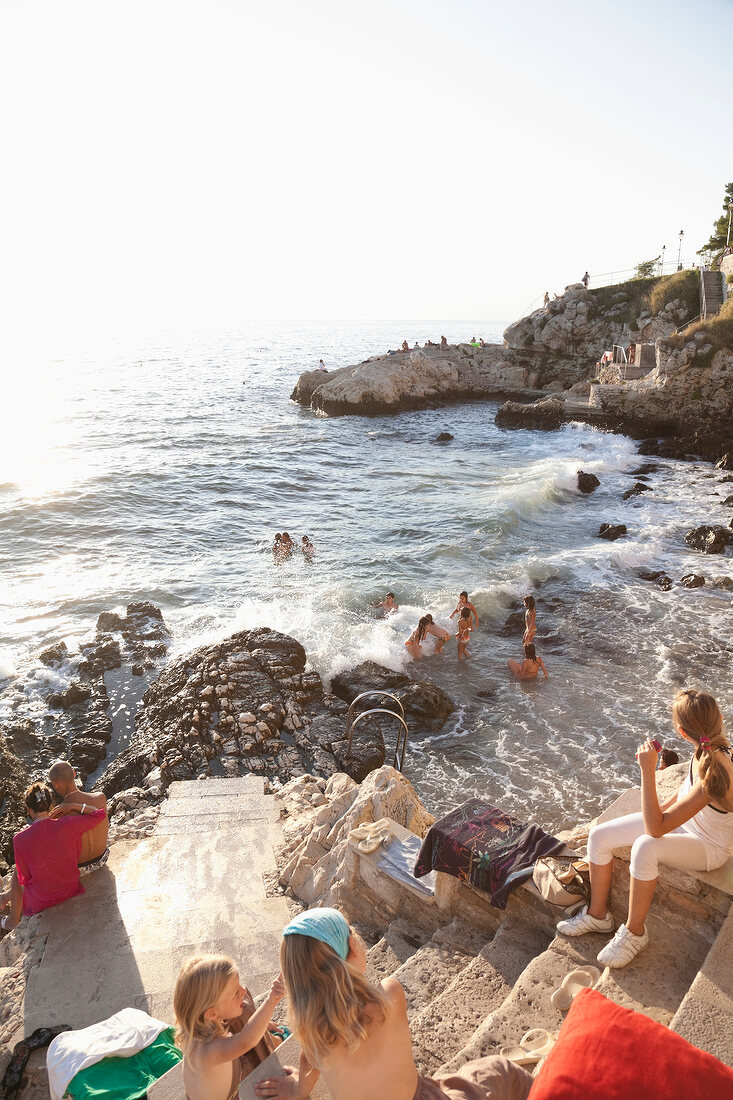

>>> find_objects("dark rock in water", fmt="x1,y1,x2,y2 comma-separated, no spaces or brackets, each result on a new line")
577,471,600,494
78,636,122,678
630,464,662,476
495,398,564,430
722,495,733,507
499,610,527,636
131,662,145,677
712,576,733,590
330,660,454,728
720,475,733,484
96,611,126,633
680,574,705,589
476,685,498,700
637,569,673,590
0,729,30,874
47,681,94,709
436,432,454,442
716,454,733,470
623,482,653,501
598,523,627,541
685,525,732,555
639,433,733,465
39,641,69,667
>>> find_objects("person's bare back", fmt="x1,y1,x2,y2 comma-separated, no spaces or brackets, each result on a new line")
48,760,108,863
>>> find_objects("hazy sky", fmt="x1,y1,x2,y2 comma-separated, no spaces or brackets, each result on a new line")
1,0,731,348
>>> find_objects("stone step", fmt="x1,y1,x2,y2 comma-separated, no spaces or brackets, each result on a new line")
364,919,432,986
669,901,733,1066
438,907,711,1074
410,915,551,1074
390,919,489,1019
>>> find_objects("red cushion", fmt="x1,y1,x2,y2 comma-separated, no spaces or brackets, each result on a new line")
528,988,733,1100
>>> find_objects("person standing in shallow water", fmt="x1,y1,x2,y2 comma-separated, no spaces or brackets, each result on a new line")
450,591,478,631
522,595,536,646
456,607,472,660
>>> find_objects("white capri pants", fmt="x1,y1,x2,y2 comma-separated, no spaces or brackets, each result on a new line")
587,813,728,881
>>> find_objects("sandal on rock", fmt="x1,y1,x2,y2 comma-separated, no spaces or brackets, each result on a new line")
27,1024,71,1050
500,1028,557,1065
550,966,601,1011
351,819,395,852
1,1040,31,1097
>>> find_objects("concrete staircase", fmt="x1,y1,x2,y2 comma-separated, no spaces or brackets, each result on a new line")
701,268,724,318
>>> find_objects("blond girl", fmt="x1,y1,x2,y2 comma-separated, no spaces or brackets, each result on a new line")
174,954,285,1100
558,689,733,968
254,907,532,1100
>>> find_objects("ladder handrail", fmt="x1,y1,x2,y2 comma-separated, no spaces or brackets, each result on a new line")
346,707,409,772
345,690,405,738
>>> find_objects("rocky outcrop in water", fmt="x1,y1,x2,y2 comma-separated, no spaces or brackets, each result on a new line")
598,523,627,541
685,525,733,554
577,471,600,494
330,661,454,730
96,630,455,799
494,397,565,429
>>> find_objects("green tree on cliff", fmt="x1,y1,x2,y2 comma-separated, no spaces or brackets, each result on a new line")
698,181,733,262
634,258,658,279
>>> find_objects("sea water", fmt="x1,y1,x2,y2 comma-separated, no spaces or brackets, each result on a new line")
2,320,732,830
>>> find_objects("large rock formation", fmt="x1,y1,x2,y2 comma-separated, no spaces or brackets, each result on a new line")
96,630,455,798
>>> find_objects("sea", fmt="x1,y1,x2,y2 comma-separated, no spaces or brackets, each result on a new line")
2,319,733,831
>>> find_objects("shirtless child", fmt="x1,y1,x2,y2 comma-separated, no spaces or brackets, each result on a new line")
450,591,478,631
456,607,472,660
374,592,399,615
507,643,548,681
423,615,451,653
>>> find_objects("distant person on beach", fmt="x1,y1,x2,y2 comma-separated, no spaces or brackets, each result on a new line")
318,359,328,372
174,955,286,1100
301,535,315,560
48,760,109,874
456,607,472,660
507,643,548,681
659,748,679,770
582,271,589,288
423,614,451,653
557,689,733,968
374,592,398,615
405,616,430,660
0,782,106,932
450,591,478,631
522,595,536,645
543,291,550,307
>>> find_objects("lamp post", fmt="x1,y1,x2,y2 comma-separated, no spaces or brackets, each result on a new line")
727,202,733,248
660,245,666,276
677,229,684,271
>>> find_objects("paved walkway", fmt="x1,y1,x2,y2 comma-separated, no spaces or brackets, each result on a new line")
20,775,290,1039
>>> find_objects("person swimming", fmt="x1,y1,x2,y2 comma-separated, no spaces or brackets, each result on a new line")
373,592,399,616
301,535,315,560
507,643,548,681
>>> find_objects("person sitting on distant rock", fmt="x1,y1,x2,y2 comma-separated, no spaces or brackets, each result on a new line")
507,643,548,681
301,535,315,561
405,616,430,660
440,335,447,348
557,689,733,969
659,748,679,770
0,782,106,933
254,907,534,1100
401,340,409,352
373,592,398,616
450,591,479,631
479,337,486,347
423,614,451,653
48,760,109,874
318,359,328,372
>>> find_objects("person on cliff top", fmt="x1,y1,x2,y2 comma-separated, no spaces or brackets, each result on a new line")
440,335,447,348
301,535,315,560
557,689,733,968
405,616,430,660
450,591,479,631
317,359,328,372
373,592,398,615
455,607,472,660
507,643,548,681
522,595,536,646
48,759,109,874
174,955,287,1100
0,782,106,933
423,614,451,653
543,291,550,307
582,271,589,288
253,908,534,1100
401,340,409,352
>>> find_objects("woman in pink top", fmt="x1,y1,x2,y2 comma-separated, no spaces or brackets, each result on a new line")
0,782,106,932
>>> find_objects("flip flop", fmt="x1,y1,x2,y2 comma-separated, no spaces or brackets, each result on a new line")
500,1028,557,1065
550,966,601,1011
27,1025,71,1050
350,819,394,841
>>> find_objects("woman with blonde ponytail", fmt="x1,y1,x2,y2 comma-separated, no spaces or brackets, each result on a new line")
255,907,533,1100
557,688,733,969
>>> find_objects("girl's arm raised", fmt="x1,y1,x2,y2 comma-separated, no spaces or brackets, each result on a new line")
638,741,707,837
201,977,285,1067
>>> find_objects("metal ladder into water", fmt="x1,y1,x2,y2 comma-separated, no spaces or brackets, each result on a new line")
344,690,409,772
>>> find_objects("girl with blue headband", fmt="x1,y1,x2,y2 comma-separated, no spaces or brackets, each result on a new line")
254,907,533,1100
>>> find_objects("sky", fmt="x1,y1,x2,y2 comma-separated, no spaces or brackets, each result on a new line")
1,0,732,351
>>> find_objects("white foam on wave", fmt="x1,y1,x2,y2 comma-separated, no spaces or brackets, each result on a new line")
0,655,17,681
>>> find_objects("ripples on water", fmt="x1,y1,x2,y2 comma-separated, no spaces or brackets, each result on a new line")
2,320,733,830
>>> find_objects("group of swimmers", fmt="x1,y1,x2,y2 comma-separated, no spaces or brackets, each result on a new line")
173,688,733,1099
273,533,314,562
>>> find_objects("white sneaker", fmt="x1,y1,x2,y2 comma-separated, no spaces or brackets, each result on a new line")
597,924,649,968
556,905,614,937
